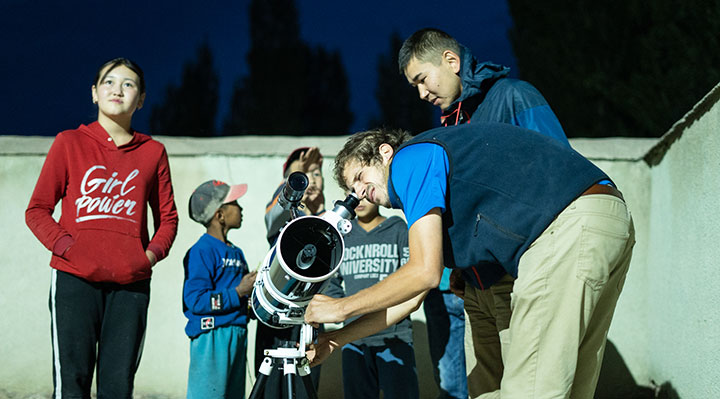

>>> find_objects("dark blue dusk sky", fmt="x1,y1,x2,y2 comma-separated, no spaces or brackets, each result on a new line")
0,1,517,136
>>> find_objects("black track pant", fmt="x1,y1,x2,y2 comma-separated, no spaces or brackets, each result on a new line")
49,269,150,399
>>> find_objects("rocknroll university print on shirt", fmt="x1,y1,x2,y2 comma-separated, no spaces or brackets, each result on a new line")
339,242,409,282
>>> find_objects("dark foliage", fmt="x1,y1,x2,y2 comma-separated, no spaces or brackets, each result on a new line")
507,0,720,137
149,42,219,136
223,0,353,135
370,32,436,135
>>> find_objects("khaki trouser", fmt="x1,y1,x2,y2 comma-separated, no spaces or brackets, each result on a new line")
474,194,635,399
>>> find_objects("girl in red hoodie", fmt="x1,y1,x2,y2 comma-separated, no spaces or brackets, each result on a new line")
25,58,179,398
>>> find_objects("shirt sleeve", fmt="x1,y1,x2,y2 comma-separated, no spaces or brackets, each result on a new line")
507,80,570,147
397,219,410,267
264,182,292,246
146,146,179,261
390,143,449,228
25,134,74,254
183,247,242,315
514,105,570,147
322,274,345,299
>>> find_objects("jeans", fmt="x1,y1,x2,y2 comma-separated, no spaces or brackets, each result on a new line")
342,339,419,399
423,288,468,399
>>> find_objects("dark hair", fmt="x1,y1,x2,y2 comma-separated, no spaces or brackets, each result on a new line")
398,28,460,74
333,128,412,191
283,147,313,177
94,57,146,94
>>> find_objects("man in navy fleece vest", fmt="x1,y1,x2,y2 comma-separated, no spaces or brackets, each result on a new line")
305,123,635,399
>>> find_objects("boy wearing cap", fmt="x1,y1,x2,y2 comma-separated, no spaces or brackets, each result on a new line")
184,180,258,399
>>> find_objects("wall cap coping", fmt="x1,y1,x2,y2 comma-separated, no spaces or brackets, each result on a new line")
644,80,720,166
0,133,657,162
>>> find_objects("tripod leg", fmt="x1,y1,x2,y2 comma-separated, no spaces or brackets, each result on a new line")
249,357,274,399
297,357,318,399
283,358,297,399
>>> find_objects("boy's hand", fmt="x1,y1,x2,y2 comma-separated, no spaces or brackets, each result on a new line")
235,271,257,298
288,147,323,174
302,190,325,215
449,269,465,298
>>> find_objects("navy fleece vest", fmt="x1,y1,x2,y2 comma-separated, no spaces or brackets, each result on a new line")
388,122,609,289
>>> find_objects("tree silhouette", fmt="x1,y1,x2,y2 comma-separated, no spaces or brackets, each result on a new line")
302,46,354,134
507,0,720,138
371,31,435,135
150,41,219,136
223,0,352,135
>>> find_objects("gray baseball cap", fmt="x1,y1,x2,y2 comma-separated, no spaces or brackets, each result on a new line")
189,180,248,225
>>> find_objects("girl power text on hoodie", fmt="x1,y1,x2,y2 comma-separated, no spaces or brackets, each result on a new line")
26,121,178,284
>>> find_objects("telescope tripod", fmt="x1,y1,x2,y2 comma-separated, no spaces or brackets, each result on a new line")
248,324,318,399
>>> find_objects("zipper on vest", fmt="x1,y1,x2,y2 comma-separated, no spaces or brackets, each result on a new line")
474,213,527,241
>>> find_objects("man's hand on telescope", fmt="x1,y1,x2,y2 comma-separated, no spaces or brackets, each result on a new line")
306,332,341,367
304,294,346,326
305,293,429,368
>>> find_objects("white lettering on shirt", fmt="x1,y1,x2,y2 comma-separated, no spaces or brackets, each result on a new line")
75,165,139,223
340,243,407,281
221,257,247,268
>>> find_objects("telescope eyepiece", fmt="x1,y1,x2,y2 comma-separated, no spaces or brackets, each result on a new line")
279,171,309,209
287,171,309,192
345,192,360,210
331,192,360,220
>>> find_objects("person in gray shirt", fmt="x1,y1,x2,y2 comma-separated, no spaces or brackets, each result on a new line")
325,196,418,399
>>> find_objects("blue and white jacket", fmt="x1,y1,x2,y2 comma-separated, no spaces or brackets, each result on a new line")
434,45,571,290
441,45,569,147
183,233,250,338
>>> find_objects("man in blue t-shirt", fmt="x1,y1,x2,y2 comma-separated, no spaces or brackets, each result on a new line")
304,124,635,399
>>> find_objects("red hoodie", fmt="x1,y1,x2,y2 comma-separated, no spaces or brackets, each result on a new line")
26,122,179,284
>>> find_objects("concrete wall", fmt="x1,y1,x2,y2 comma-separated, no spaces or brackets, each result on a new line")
639,84,720,398
0,135,422,398
1,83,719,397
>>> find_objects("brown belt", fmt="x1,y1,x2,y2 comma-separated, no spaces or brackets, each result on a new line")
580,183,624,200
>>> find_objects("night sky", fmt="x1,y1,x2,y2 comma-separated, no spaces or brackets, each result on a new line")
0,0,517,136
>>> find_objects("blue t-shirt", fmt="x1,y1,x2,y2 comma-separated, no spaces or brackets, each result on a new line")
389,143,452,289
389,143,449,227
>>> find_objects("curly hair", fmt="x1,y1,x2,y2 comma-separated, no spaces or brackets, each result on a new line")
333,128,412,191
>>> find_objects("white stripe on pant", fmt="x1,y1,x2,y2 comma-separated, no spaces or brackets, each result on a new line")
49,269,150,399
